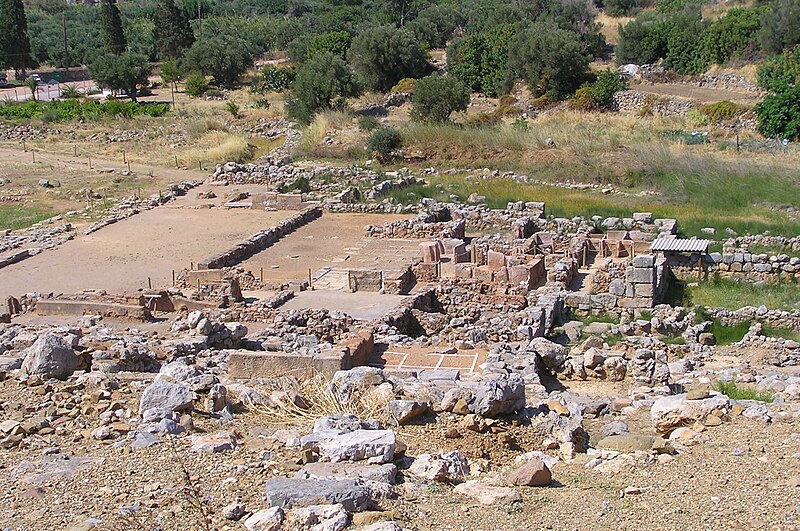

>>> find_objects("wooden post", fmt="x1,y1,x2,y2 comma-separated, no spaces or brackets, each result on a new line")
147,277,152,289
175,155,179,168
127,161,131,173
123,151,127,164
260,267,263,282
172,270,175,286
31,150,35,163
308,268,312,287
22,139,26,152
73,144,77,156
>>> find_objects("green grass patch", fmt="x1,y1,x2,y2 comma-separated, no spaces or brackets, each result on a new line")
708,319,751,345
389,173,800,238
683,276,800,311
0,204,54,230
660,335,686,345
712,380,773,402
762,326,800,341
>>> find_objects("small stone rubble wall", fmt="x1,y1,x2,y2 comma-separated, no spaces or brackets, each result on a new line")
366,218,466,240
669,252,800,283
198,206,322,269
614,90,695,116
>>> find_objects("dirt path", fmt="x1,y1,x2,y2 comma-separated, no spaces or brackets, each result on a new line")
633,82,764,106
0,147,206,185
0,186,294,299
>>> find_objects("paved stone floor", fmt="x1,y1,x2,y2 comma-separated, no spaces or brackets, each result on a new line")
368,344,486,374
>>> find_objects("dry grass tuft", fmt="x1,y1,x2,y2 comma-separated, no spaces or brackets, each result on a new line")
257,371,390,428
181,130,255,165
596,12,634,45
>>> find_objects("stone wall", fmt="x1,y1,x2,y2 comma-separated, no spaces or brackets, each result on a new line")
669,251,800,284
613,90,694,116
198,206,322,269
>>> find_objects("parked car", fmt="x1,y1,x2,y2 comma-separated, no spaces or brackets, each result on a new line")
0,72,9,88
28,73,42,84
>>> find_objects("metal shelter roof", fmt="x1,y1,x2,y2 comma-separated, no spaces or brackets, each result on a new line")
649,237,712,253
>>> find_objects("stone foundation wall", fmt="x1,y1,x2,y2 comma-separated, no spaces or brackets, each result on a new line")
198,206,322,269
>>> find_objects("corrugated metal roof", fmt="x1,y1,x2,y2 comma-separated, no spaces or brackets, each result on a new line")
649,237,712,253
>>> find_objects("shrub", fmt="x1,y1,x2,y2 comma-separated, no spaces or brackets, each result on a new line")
757,47,800,92
251,65,296,94
0,99,169,121
184,71,208,97
507,21,592,100
285,52,359,125
604,0,640,17
357,115,380,131
59,85,81,99
253,98,271,109
307,31,351,60
410,75,470,123
698,100,747,122
348,26,432,92
755,84,800,140
447,24,515,97
183,36,254,87
759,0,800,54
226,100,239,118
366,126,402,158
391,78,417,94
571,70,629,111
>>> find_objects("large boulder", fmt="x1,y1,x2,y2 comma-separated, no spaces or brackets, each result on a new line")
473,373,525,417
139,377,194,421
529,337,568,372
650,393,731,433
21,333,82,380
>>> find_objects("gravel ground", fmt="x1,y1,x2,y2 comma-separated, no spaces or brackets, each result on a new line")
1,374,798,531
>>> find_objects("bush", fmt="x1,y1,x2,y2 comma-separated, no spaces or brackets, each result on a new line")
183,36,254,87
59,85,81,99
410,75,471,123
278,176,311,193
357,115,380,131
757,47,800,92
0,99,169,121
447,24,515,97
253,98,271,109
391,78,417,94
366,126,402,158
251,65,296,94
698,100,747,122
713,380,773,402
348,26,432,92
306,31,351,60
184,71,209,97
571,69,629,111
604,0,640,17
226,100,240,118
759,0,800,54
285,52,359,124
507,21,592,100
755,84,800,140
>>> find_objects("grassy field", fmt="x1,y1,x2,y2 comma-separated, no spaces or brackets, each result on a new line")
299,110,800,237
384,173,800,238
683,276,800,310
0,204,53,230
